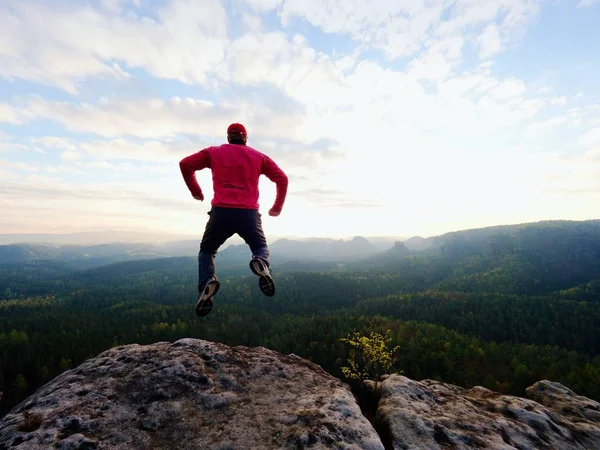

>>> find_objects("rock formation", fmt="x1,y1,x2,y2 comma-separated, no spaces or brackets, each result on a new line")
1,340,599,449
0,339,383,450
367,374,600,449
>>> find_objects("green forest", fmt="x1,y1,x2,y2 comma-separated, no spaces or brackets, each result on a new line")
1,220,600,417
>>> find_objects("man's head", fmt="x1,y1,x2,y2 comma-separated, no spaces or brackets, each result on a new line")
227,123,247,145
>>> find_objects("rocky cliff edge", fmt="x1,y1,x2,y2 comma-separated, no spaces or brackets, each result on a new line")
1,339,598,450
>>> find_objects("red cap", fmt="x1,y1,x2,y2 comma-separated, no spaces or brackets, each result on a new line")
227,123,247,136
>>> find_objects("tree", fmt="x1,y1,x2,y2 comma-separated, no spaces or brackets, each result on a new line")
14,374,28,393
339,330,401,382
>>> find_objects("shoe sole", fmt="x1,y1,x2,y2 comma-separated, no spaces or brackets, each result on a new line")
196,279,220,317
250,260,276,297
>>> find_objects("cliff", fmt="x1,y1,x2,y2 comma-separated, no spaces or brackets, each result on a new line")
0,339,598,449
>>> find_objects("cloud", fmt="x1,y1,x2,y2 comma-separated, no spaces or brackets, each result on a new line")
0,177,194,214
0,0,552,148
0,139,36,154
0,0,228,93
0,0,544,98
242,14,262,32
276,0,540,60
60,150,81,162
580,127,600,148
35,135,198,164
100,0,140,13
255,137,344,169
0,104,22,124
28,132,341,172
19,95,305,141
525,116,569,137
476,23,502,58
328,201,383,209
578,0,600,6
405,37,464,82
290,186,383,209
487,77,526,100
3,162,38,173
243,0,283,12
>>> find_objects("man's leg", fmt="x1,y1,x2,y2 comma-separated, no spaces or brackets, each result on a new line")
236,209,276,297
196,207,234,316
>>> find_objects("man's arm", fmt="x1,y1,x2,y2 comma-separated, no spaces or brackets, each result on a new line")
261,155,288,215
179,149,211,199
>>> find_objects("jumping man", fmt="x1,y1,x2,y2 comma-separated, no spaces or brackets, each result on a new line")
179,123,289,317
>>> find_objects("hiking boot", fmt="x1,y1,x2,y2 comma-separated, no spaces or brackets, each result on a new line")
249,257,275,297
196,276,220,317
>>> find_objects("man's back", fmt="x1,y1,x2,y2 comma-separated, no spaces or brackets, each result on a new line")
179,142,288,211
209,143,264,209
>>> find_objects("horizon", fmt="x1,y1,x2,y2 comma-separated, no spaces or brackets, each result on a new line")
1,217,599,247
2,1,600,238
0,228,409,246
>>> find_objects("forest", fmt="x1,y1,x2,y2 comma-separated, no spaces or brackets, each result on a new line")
1,220,600,417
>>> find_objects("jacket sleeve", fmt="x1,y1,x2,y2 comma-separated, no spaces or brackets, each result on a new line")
179,148,211,197
261,155,289,212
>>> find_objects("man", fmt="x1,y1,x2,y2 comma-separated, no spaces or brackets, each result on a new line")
179,123,289,317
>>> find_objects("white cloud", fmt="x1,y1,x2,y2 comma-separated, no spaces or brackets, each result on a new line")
45,165,85,174
551,96,567,105
20,95,305,141
487,77,526,100
0,104,22,124
101,0,124,13
476,23,502,58
578,0,600,7
405,36,464,82
243,0,283,12
274,0,540,60
33,137,78,151
0,176,208,235
60,150,81,162
525,116,569,137
30,133,340,174
242,14,262,32
8,162,38,172
0,140,35,154
0,0,544,97
0,0,228,93
580,127,600,148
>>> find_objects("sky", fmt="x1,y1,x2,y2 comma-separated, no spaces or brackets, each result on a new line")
1,0,600,240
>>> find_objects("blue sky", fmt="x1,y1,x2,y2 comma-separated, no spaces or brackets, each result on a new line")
1,0,600,239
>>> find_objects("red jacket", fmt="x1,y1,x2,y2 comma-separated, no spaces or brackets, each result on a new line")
179,143,288,212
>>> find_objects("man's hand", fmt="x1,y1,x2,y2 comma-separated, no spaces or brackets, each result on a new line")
268,208,280,217
193,193,204,201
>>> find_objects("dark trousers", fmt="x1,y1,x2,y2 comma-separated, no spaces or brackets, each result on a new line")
198,206,270,292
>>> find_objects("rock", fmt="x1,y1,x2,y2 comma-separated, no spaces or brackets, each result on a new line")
372,374,600,450
525,380,600,448
0,339,384,450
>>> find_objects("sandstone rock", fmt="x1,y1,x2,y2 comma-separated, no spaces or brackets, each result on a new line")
370,374,600,450
0,339,384,450
525,380,600,449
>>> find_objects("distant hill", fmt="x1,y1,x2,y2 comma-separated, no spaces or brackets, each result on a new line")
354,219,600,295
272,236,378,261
0,243,169,269
0,231,200,246
0,236,395,269
211,235,393,267
6,220,600,296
